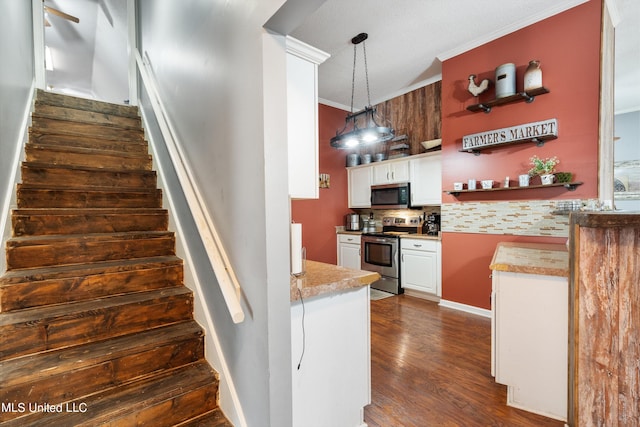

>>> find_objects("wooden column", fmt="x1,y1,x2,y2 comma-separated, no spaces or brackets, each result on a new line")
568,212,640,426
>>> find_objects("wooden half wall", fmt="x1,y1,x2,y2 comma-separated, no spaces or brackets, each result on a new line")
568,212,640,426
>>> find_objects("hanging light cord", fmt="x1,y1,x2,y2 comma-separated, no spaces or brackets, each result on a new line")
350,34,372,113
350,43,357,113
363,40,371,106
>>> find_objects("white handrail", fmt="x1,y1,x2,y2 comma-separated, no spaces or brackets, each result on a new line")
135,50,245,323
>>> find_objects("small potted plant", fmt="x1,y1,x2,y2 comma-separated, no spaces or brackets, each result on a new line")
528,155,559,185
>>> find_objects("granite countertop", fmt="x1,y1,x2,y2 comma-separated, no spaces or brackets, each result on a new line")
489,242,569,277
290,260,380,302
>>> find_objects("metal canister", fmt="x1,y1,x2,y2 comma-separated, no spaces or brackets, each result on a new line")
346,153,359,167
495,63,516,98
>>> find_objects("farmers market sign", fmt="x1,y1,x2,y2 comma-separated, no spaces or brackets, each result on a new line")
462,118,558,151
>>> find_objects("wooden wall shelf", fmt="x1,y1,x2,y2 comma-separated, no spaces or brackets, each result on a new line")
445,181,583,197
467,87,550,113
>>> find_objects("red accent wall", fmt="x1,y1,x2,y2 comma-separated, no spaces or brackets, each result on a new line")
440,1,602,309
291,104,349,264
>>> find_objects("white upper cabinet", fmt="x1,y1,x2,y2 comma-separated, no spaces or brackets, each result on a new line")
348,166,372,208
372,158,410,185
286,37,329,199
409,152,442,206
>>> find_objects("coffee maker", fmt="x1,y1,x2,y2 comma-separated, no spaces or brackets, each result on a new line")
425,213,441,236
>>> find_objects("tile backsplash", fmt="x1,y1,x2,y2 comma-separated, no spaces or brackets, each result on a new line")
441,200,588,237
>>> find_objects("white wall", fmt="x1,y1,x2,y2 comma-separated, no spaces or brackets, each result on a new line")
136,1,293,425
91,0,129,104
0,0,35,273
614,110,640,211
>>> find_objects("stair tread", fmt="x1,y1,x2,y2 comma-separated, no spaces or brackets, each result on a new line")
7,230,173,245
17,183,161,194
22,161,156,175
0,286,191,327
35,89,139,119
27,142,151,159
0,321,203,386
0,255,182,284
32,105,142,131
29,130,149,153
174,409,233,427
2,361,217,427
12,207,167,215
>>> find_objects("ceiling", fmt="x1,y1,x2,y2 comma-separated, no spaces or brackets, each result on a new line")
42,0,639,113
290,0,639,114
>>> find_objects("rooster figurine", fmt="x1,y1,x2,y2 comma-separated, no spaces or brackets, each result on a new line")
468,74,490,97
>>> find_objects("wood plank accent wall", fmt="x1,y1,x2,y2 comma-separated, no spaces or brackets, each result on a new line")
375,81,441,155
568,212,640,427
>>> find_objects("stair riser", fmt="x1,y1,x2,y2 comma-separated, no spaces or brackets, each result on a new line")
34,103,142,130
0,293,194,361
21,166,157,190
12,212,169,237
0,264,183,312
31,117,145,142
29,132,149,154
6,235,175,269
0,337,204,422
25,146,152,171
35,90,139,119
16,187,163,209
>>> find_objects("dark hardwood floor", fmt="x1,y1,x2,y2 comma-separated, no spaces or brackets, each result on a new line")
365,295,566,427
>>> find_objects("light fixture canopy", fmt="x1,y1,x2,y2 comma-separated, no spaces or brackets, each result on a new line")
330,33,394,149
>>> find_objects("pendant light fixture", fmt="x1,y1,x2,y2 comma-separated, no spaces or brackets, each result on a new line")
330,33,394,149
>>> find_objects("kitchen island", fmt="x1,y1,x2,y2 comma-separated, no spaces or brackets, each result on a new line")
290,261,379,427
490,242,569,421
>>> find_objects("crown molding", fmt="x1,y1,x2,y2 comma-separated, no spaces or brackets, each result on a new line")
437,0,589,62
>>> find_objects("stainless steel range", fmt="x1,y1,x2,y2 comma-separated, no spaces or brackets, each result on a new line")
361,216,422,294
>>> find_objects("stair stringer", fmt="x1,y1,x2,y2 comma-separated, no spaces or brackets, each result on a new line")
0,86,36,275
140,106,248,427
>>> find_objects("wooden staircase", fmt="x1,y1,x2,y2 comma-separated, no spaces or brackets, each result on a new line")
0,90,232,426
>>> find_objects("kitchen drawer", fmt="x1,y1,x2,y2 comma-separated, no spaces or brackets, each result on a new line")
401,238,438,252
338,234,361,244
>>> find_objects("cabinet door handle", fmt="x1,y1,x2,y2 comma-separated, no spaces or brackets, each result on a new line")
347,238,353,241
387,172,390,180
392,171,395,180
401,254,404,262
413,244,423,248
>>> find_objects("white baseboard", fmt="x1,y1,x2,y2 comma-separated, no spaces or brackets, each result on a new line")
439,299,492,318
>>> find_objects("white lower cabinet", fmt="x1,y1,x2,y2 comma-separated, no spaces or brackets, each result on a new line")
400,238,441,296
492,270,568,421
337,234,361,270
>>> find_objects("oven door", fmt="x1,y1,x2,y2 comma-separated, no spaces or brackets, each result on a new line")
361,235,399,279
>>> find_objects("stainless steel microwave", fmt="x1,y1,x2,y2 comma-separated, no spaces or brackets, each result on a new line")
370,183,410,209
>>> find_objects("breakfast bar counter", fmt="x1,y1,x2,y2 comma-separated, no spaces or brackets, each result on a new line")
290,260,378,427
489,242,568,277
290,260,380,301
